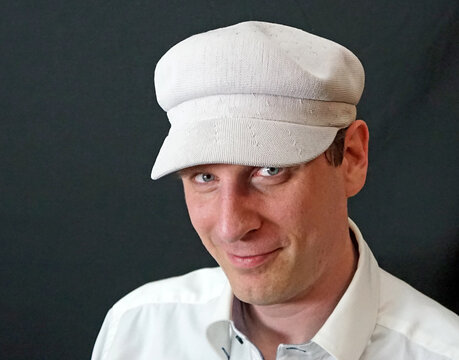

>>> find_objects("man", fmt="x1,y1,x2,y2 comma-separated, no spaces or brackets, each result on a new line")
92,21,458,360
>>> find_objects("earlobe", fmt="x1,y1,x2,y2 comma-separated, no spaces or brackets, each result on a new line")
342,120,369,197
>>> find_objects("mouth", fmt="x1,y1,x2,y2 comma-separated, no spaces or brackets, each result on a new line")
226,248,280,269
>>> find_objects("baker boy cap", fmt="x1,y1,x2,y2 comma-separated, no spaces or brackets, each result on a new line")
151,21,364,179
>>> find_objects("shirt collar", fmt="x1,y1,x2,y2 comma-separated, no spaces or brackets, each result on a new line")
311,218,380,360
205,219,380,360
205,275,233,358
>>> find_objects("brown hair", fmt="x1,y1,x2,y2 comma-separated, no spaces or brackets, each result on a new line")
325,127,348,167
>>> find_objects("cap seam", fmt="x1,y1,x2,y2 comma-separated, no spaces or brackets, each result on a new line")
170,115,352,128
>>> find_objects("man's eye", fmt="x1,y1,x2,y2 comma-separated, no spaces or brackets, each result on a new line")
194,173,215,183
257,167,283,177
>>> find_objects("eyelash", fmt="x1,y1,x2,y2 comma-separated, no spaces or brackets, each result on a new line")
256,167,283,177
187,167,286,185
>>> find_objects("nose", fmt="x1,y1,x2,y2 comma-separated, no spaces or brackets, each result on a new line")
215,188,262,244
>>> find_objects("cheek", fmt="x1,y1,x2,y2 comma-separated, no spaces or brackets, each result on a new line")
265,187,313,227
187,202,208,233
185,196,217,246
187,207,219,259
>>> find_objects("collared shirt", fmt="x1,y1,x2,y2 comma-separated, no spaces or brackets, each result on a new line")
92,220,459,360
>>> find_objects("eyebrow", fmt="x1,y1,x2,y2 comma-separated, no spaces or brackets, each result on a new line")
176,166,208,179
176,169,190,179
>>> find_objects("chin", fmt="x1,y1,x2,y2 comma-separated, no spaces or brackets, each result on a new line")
221,263,291,305
230,278,290,306
234,291,275,305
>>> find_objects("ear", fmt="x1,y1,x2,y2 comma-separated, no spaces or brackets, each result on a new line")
341,120,369,198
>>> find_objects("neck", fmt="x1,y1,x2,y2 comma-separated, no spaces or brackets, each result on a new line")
239,232,358,359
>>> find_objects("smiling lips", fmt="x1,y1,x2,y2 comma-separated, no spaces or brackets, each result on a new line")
227,248,281,269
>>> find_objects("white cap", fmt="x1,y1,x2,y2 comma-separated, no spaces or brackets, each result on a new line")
151,21,364,179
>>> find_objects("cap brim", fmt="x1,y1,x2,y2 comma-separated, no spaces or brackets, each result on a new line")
151,117,339,179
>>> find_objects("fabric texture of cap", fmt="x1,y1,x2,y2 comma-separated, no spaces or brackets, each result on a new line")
151,21,364,179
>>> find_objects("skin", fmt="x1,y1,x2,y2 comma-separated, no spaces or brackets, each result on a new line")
180,120,369,359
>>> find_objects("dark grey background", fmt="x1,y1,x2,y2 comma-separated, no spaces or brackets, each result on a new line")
1,1,458,359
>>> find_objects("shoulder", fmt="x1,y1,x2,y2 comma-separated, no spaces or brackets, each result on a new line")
91,267,230,360
376,268,459,358
111,267,228,313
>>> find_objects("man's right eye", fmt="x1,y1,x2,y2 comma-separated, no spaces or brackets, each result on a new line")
194,173,215,183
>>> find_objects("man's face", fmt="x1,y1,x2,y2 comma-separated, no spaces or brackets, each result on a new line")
181,154,351,306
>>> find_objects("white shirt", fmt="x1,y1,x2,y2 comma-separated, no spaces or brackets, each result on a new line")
92,220,459,359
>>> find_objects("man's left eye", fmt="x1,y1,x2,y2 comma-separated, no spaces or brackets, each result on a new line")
257,167,283,177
